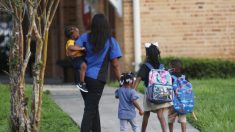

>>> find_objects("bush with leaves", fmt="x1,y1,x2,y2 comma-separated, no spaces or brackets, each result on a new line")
160,57,235,79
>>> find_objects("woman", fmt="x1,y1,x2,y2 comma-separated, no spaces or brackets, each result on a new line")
134,43,172,132
75,14,122,132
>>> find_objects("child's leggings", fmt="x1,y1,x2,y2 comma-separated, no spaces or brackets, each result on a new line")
119,118,139,132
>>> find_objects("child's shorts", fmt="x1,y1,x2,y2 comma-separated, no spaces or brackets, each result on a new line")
168,107,187,123
70,56,85,69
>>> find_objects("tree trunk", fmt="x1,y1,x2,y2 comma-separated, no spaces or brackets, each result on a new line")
9,18,31,132
31,29,49,132
2,0,60,131
31,38,43,132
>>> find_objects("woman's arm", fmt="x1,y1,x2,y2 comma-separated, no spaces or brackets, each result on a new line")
66,50,78,57
111,58,121,81
66,45,85,57
133,77,142,90
68,45,85,51
66,50,75,57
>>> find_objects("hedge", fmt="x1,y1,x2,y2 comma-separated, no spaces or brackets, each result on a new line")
159,57,235,79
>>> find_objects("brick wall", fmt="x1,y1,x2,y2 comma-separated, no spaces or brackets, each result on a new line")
47,0,235,77
120,0,135,72
140,0,235,59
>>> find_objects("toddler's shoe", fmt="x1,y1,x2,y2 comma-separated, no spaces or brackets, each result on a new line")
76,82,88,92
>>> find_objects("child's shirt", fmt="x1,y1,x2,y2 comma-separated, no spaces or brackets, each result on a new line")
115,87,139,120
65,39,84,57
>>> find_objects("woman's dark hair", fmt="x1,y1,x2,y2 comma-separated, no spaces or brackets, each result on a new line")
88,14,111,53
145,45,161,68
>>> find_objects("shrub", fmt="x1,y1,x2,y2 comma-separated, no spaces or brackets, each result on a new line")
160,57,235,79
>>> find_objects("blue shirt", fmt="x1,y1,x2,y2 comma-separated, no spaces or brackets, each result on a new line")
115,87,139,120
75,33,122,82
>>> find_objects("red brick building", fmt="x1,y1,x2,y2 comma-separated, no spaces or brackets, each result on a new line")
1,0,235,82
34,0,235,82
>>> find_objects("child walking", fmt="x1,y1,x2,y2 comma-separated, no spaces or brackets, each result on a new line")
168,59,188,132
134,43,172,132
115,72,144,132
64,26,88,92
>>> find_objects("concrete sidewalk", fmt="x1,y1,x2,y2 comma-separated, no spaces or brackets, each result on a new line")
44,85,199,132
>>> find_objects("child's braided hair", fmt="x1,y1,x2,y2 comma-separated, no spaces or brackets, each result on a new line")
119,72,136,87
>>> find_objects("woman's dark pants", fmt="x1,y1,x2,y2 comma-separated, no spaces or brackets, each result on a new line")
80,77,105,132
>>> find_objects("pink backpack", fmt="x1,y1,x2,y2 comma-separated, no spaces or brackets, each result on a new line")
145,63,173,104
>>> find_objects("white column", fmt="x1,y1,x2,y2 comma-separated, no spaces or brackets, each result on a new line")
133,0,142,72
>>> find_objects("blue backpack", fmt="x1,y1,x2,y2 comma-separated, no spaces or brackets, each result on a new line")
145,63,173,104
172,75,194,114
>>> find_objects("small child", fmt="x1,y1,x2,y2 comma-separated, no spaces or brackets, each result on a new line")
168,59,187,132
115,72,144,132
64,26,88,92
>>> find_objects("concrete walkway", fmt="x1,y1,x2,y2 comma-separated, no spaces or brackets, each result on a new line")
44,85,199,132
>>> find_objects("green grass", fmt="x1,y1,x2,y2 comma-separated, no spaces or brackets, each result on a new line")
0,84,80,132
109,78,235,132
188,78,235,132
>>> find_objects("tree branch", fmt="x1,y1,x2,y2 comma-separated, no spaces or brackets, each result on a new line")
20,51,31,78
42,0,54,37
0,0,14,14
8,0,14,11
0,1,9,9
49,0,59,25
0,8,13,13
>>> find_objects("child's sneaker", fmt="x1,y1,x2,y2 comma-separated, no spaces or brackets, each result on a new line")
76,82,88,92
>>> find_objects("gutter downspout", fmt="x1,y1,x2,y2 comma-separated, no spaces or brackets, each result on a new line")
133,0,142,72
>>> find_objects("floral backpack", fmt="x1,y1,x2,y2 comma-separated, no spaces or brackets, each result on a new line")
145,63,173,104
172,75,194,114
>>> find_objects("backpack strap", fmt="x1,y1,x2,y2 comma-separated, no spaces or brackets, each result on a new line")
171,75,178,91
171,75,177,81
181,75,186,80
145,63,166,70
145,63,154,70
159,64,165,70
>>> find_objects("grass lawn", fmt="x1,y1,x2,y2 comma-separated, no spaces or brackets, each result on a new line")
0,84,80,132
188,78,235,132
109,78,235,132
